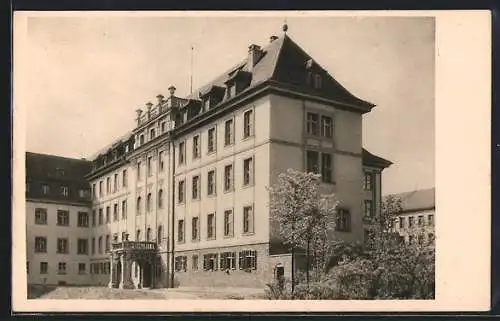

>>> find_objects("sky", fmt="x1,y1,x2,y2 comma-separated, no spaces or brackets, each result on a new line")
20,13,435,196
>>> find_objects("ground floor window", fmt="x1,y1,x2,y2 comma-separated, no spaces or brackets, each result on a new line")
219,252,236,270
175,256,187,272
192,255,199,270
203,253,218,271
78,263,86,274
58,262,67,275
239,250,257,270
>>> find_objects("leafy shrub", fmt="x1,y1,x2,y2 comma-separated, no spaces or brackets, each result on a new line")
264,279,293,300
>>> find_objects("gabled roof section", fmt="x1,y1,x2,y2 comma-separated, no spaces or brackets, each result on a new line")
385,188,436,213
185,34,374,112
362,148,392,169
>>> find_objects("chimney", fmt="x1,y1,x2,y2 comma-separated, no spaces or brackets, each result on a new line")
135,108,143,126
269,35,278,43
168,85,176,97
248,44,262,70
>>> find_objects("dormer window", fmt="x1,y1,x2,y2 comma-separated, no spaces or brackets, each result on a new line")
313,74,322,89
203,98,210,111
139,134,145,146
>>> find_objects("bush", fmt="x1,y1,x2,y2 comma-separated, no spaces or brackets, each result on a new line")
264,279,293,300
293,280,341,300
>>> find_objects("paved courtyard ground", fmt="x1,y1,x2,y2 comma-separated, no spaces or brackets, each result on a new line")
28,285,266,300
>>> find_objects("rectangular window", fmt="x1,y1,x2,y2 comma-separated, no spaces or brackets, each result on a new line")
207,213,216,239
114,173,118,192
106,177,111,194
58,262,67,275
150,128,156,140
203,253,218,271
42,184,50,195
239,250,257,270
91,238,95,254
161,122,166,133
77,239,88,255
57,238,69,254
57,210,69,226
147,157,153,176
137,162,142,180
207,170,216,196
321,153,332,183
321,115,333,138
224,119,234,146
220,252,237,270
77,212,89,227
224,209,234,237
192,217,199,241
224,164,233,192
243,109,254,138
408,216,415,228
105,235,110,252
113,204,118,221
106,206,110,223
336,209,351,232
243,157,254,186
122,200,127,219
307,112,319,136
159,151,164,172
92,210,96,226
364,200,373,218
78,189,88,198
364,172,373,190
193,135,201,159
122,169,127,187
178,220,185,243
35,237,47,253
243,205,254,234
40,262,48,274
99,181,103,197
418,215,424,226
428,214,434,226
78,263,86,274
92,184,96,199
35,208,47,225
192,255,199,270
98,236,103,254
306,150,320,174
399,217,405,229
178,180,185,203
178,141,185,165
60,186,69,197
98,208,103,225
207,127,216,153
192,175,200,200
174,256,187,272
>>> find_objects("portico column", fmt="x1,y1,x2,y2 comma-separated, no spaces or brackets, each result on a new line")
108,252,116,288
119,252,134,289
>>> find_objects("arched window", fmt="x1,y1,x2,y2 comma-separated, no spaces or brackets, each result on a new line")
146,193,152,212
146,227,151,242
136,196,142,215
157,225,163,245
158,189,163,208
136,229,141,241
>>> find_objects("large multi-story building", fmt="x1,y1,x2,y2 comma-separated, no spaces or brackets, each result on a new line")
390,188,435,245
26,152,92,286
26,26,392,288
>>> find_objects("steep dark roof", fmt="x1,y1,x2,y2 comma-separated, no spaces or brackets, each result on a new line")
26,152,92,204
90,33,376,160
186,34,374,110
385,188,436,213
362,148,392,169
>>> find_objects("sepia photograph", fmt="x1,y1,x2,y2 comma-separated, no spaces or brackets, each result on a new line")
12,11,490,312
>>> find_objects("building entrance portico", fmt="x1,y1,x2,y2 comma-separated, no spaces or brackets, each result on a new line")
108,235,158,289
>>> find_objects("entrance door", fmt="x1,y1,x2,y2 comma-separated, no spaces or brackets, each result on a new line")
142,261,152,288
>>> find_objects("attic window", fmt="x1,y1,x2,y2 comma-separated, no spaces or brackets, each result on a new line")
203,98,210,111
313,74,322,89
56,168,65,177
